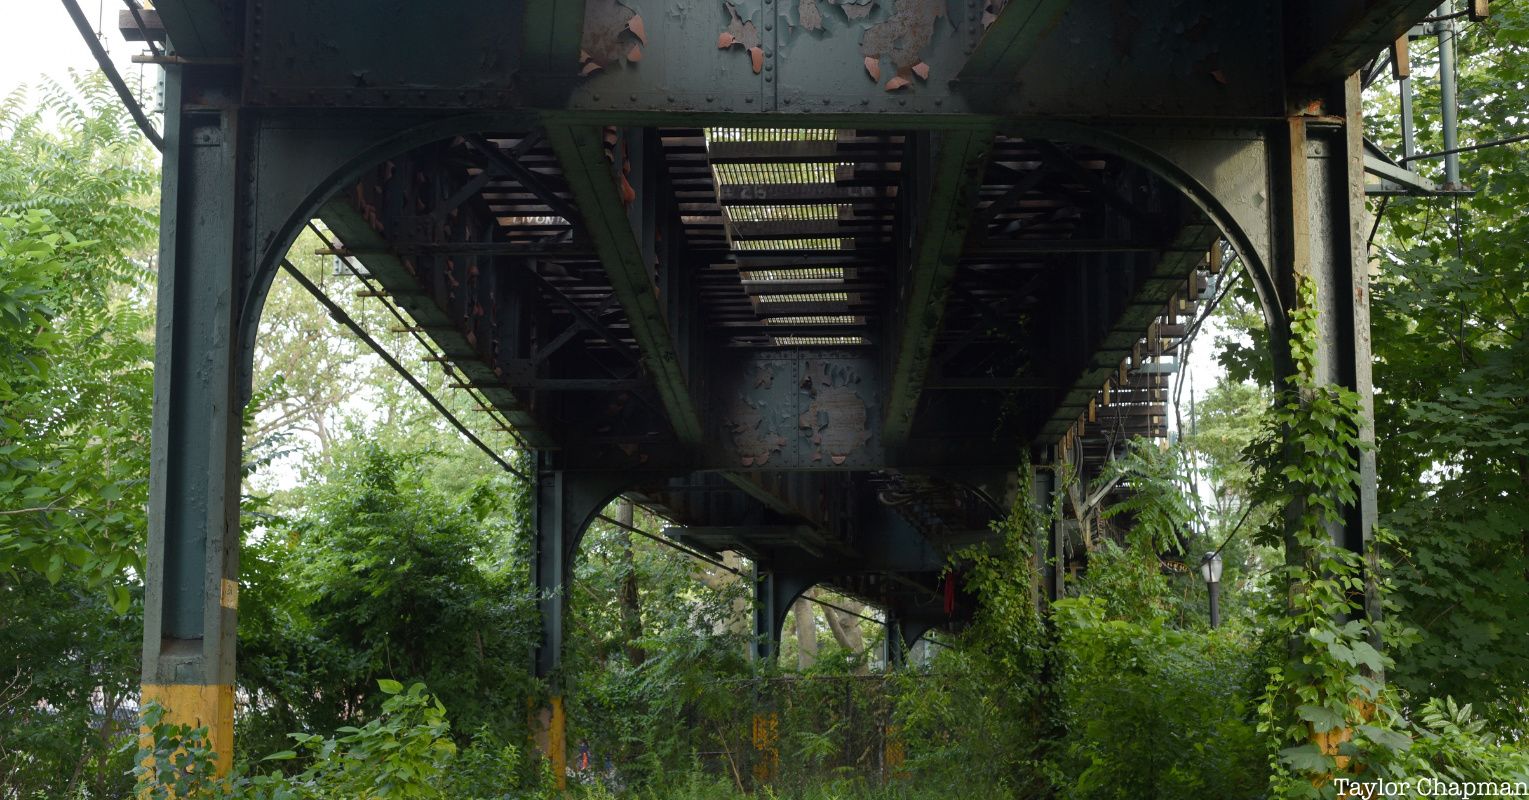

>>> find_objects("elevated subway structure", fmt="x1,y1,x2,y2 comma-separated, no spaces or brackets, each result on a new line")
134,0,1428,778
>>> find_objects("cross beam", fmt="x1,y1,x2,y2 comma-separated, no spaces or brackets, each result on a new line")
958,0,1074,83
545,125,704,447
883,129,995,451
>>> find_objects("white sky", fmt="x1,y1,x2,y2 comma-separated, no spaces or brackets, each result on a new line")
1,2,145,99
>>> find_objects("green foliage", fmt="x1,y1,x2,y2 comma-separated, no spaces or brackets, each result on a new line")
0,75,157,799
0,74,157,599
893,469,1053,796
236,440,539,760
136,681,535,800
562,511,753,790
1051,597,1266,799
1246,284,1408,796
0,569,140,798
1359,2,1529,723
1096,443,1194,558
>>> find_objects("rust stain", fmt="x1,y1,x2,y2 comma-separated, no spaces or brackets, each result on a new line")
726,398,787,466
799,0,824,31
718,2,765,74
981,0,1003,28
830,0,876,20
860,0,941,91
580,0,646,75
797,360,870,464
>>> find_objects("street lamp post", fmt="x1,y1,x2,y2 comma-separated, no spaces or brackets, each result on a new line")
1200,551,1223,629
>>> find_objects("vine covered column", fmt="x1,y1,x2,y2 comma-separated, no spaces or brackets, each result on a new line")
1260,72,1387,787
1272,73,1379,575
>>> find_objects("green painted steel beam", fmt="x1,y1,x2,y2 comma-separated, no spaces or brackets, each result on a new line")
522,0,586,105
958,0,1074,81
882,128,996,451
154,0,240,58
544,125,704,447
1033,221,1220,442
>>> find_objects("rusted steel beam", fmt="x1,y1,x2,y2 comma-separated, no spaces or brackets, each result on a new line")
545,125,704,447
883,128,996,450
117,8,166,42
319,197,558,447
1291,0,1441,85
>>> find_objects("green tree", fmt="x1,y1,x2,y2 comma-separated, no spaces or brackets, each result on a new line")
1361,5,1529,721
236,440,539,762
0,75,157,798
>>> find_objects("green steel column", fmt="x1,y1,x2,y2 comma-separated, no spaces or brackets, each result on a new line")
530,461,629,786
141,65,246,777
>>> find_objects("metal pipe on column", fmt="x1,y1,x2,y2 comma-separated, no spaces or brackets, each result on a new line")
1436,9,1462,187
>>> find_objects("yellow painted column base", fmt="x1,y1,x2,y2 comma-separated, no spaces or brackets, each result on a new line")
530,695,567,790
141,683,236,778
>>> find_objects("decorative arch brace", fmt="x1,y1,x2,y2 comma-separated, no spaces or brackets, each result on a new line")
143,60,1375,776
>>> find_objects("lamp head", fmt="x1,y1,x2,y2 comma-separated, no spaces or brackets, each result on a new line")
1200,551,1223,584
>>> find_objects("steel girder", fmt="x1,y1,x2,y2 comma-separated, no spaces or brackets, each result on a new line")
153,0,1417,120
142,0,1400,770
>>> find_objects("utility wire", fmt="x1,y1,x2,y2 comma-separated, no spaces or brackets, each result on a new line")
1399,131,1529,163
60,0,164,151
122,0,161,58
591,512,885,626
278,258,528,480
594,512,739,575
304,221,531,453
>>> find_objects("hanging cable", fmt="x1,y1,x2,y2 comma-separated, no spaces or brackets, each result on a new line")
1399,131,1529,163
592,510,885,624
60,0,164,151
304,221,532,452
122,0,161,58
278,258,528,480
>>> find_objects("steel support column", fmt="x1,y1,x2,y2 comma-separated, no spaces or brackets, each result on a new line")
544,125,704,448
1272,76,1379,614
884,616,905,668
751,569,814,663
1032,464,1064,606
531,460,627,787
141,66,246,777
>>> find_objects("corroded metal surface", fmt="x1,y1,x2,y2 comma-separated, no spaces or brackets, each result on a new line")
712,352,882,469
580,0,647,74
859,0,944,91
717,2,766,74
798,359,873,465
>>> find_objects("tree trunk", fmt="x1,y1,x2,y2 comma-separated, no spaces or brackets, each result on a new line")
616,500,645,666
819,595,870,675
793,597,817,669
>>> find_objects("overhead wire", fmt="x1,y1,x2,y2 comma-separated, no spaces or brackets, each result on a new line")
278,258,529,480
590,512,886,626
59,0,164,151
304,221,531,453
1399,131,1529,163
